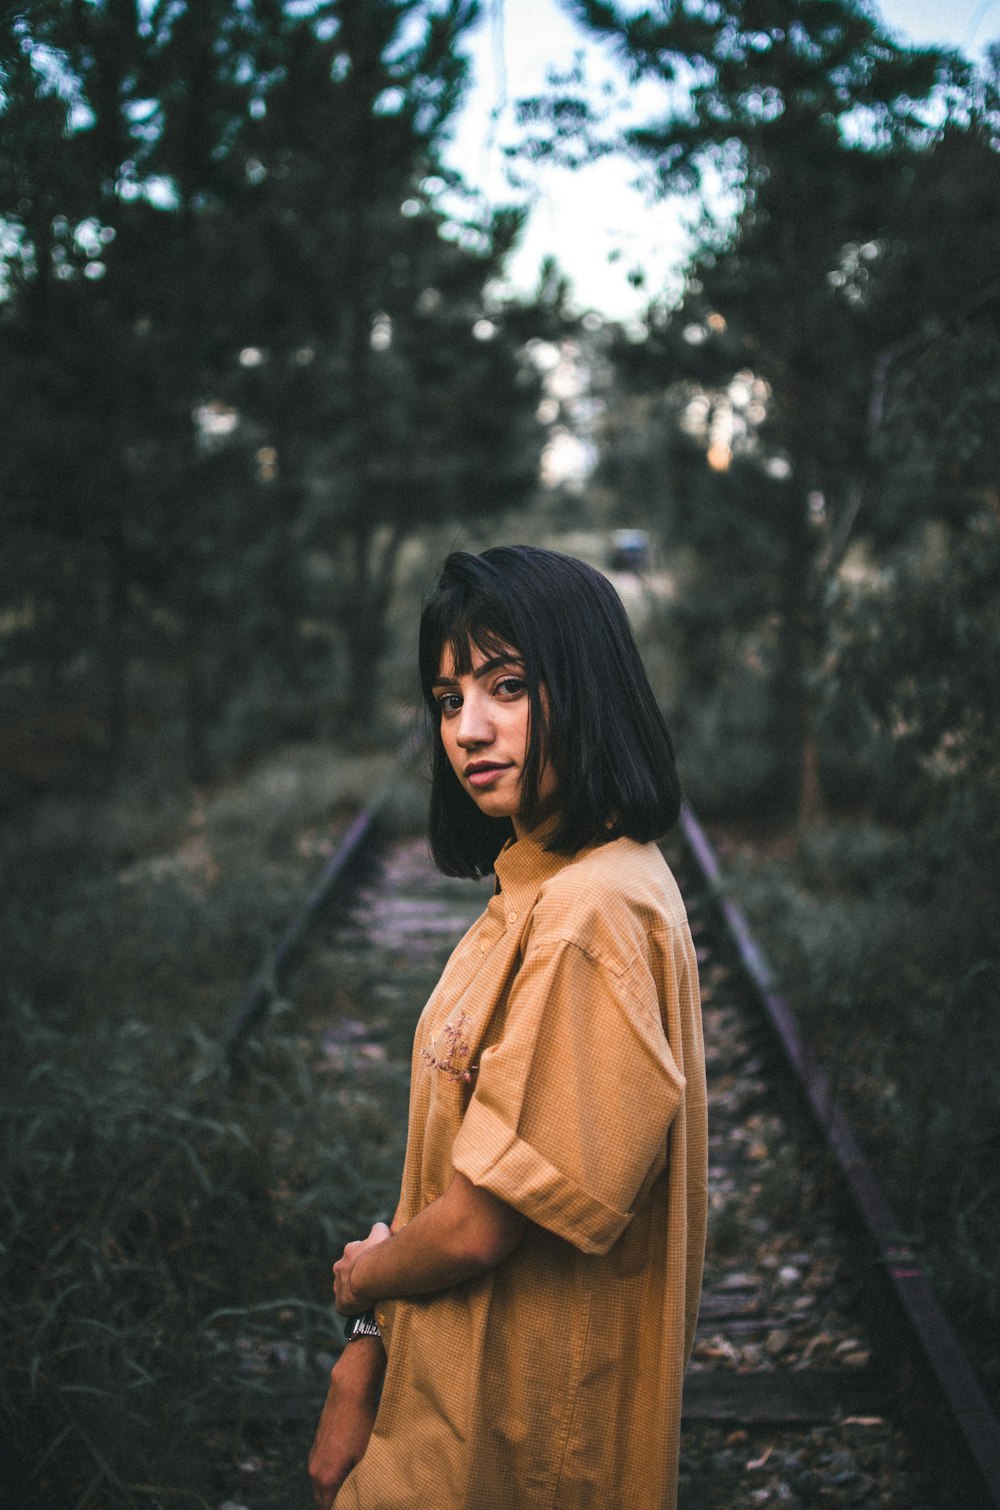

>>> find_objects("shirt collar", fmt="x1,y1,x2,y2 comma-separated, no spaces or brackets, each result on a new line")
492,820,583,916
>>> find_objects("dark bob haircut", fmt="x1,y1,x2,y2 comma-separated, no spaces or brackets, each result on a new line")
419,545,681,878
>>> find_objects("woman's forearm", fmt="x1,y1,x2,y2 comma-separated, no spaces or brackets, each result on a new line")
335,1173,526,1312
309,1336,386,1510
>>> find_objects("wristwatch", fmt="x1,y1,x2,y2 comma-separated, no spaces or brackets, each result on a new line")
343,1309,381,1342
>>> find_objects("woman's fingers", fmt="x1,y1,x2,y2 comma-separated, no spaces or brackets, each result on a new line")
332,1222,392,1312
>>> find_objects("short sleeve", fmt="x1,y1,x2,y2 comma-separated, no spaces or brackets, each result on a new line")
451,937,685,1254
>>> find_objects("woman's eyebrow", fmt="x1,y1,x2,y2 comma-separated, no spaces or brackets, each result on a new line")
431,654,524,689
473,654,524,679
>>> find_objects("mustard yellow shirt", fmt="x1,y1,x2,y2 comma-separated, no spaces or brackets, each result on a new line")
335,829,707,1510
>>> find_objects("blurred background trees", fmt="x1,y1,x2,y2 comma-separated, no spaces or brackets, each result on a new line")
7,0,995,826
561,0,995,821
1,0,549,786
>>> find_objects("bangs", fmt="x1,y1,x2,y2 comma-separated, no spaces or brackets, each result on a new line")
419,582,525,701
445,625,519,679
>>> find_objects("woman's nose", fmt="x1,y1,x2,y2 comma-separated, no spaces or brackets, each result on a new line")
456,695,494,746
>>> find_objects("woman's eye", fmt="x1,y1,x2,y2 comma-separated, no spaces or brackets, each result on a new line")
437,693,462,715
495,677,526,698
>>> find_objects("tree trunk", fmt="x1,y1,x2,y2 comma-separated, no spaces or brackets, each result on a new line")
798,718,824,830
103,521,129,779
771,486,812,818
339,526,407,734
183,624,210,785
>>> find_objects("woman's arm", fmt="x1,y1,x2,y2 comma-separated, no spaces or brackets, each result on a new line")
333,1172,526,1314
308,1334,386,1510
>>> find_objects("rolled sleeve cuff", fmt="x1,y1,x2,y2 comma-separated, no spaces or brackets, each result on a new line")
452,1099,631,1255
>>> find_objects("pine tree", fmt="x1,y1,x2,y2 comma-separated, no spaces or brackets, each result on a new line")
563,0,971,819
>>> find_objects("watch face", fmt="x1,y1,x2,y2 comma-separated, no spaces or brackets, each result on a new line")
346,1311,379,1339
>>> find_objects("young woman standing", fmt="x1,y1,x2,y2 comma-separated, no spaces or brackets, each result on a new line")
309,546,707,1509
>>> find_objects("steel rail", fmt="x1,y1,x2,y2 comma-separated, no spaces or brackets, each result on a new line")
678,801,1000,1510
220,727,425,1068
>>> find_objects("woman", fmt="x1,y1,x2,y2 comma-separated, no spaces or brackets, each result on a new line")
309,546,707,1510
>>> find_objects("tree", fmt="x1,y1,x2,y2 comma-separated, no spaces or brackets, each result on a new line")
227,0,543,727
1,1,266,780
863,96,1000,534
1,0,545,783
557,0,971,818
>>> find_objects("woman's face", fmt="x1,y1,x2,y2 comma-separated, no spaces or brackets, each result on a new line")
432,640,557,837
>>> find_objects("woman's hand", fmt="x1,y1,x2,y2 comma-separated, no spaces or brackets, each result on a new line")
308,1335,386,1510
333,1221,392,1315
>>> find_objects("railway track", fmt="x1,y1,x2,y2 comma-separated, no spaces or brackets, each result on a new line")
218,798,1000,1509
678,807,1000,1510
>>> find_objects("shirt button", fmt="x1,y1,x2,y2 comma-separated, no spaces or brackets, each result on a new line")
506,908,517,922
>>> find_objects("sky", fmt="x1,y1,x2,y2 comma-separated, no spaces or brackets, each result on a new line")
443,0,1000,320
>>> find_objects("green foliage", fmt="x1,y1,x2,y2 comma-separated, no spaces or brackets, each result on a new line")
687,514,1000,1405
0,991,410,1507
569,0,986,818
0,736,429,1506
722,500,1000,1385
727,782,1000,1394
823,519,1000,817
568,0,966,179
0,0,549,788
0,740,393,1022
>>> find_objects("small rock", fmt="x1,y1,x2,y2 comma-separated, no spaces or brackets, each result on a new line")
774,1485,803,1508
825,1449,859,1478
718,1271,758,1290
766,1328,793,1358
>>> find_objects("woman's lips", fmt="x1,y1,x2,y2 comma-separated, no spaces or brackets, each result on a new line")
465,763,512,788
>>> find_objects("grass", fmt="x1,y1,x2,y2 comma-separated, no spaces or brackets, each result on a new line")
1,992,413,1508
0,739,423,1509
1,742,400,1030
714,793,1000,1412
